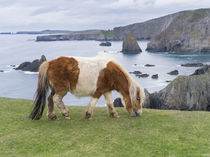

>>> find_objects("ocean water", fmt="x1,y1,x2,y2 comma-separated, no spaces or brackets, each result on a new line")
0,34,210,106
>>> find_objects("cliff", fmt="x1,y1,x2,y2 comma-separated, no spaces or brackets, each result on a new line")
112,12,180,40
144,69,210,111
147,8,210,53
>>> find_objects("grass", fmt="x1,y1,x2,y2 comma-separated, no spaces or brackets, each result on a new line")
0,97,210,157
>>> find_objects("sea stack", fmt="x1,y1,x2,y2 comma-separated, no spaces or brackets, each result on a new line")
122,34,142,54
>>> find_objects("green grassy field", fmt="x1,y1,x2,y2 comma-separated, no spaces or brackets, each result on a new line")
0,97,210,157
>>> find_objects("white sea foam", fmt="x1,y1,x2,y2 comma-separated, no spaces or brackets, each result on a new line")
24,71,38,75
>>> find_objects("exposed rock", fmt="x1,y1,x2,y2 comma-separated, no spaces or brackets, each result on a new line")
112,11,180,40
152,74,158,79
15,55,47,72
99,41,111,46
167,70,179,75
122,34,142,54
147,9,210,53
113,98,124,107
129,71,142,74
0,70,4,72
143,72,210,111
10,65,16,67
191,65,210,75
145,64,155,67
136,74,149,78
181,63,204,67
166,80,172,83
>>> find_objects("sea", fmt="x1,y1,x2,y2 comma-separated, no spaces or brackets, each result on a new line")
0,34,210,106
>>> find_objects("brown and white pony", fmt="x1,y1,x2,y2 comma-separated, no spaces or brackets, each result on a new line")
29,55,145,120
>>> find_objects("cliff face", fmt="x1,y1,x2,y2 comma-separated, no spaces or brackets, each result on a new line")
144,71,210,111
112,13,180,40
147,9,210,53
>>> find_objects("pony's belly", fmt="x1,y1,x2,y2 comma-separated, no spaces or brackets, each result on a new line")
71,81,96,97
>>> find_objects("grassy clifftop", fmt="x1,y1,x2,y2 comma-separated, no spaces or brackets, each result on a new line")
0,97,210,157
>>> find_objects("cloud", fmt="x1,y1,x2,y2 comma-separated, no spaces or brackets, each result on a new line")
0,0,209,31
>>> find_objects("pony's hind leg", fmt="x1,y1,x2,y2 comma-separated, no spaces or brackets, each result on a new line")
53,91,70,120
104,92,119,118
85,97,99,119
47,89,58,120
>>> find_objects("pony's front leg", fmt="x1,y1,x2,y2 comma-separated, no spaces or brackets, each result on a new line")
104,92,119,118
85,97,98,119
53,93,70,120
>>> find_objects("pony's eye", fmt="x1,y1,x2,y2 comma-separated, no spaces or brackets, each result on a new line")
136,98,140,101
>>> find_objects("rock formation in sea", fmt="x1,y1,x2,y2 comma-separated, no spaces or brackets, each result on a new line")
143,67,210,111
122,34,142,53
191,65,210,75
167,70,179,75
15,55,46,72
146,8,210,53
113,98,124,107
99,41,111,46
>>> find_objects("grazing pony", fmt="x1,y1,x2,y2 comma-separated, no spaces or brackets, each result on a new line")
29,55,145,120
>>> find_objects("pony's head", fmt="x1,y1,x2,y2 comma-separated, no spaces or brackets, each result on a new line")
122,79,145,117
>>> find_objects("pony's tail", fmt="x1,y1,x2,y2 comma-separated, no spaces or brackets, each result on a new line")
29,61,49,120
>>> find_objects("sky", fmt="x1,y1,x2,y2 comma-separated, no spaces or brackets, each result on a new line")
0,0,209,32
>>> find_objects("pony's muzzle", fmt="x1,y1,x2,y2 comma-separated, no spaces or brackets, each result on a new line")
131,109,142,117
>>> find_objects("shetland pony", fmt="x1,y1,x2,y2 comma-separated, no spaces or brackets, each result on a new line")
29,55,145,120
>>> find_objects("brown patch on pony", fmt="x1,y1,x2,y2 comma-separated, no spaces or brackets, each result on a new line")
93,61,132,110
47,57,80,93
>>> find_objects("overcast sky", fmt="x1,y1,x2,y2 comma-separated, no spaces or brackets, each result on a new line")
0,0,209,32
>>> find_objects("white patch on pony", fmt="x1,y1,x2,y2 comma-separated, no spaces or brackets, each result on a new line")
72,54,113,97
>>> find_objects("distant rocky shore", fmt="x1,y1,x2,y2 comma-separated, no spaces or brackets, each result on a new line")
35,8,210,54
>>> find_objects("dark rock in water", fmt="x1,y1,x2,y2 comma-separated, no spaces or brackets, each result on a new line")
167,70,178,75
136,74,149,78
143,72,210,111
152,74,158,79
15,55,47,72
99,41,111,46
129,71,142,75
145,64,155,67
166,80,172,83
191,65,210,75
122,34,142,54
113,98,124,107
0,70,4,72
10,65,16,67
181,63,204,67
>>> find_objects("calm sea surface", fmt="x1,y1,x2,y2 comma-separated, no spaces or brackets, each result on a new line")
0,35,210,106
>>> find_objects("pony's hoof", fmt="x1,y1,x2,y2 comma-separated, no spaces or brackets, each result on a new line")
85,112,92,120
65,116,71,120
110,112,119,118
48,114,58,120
